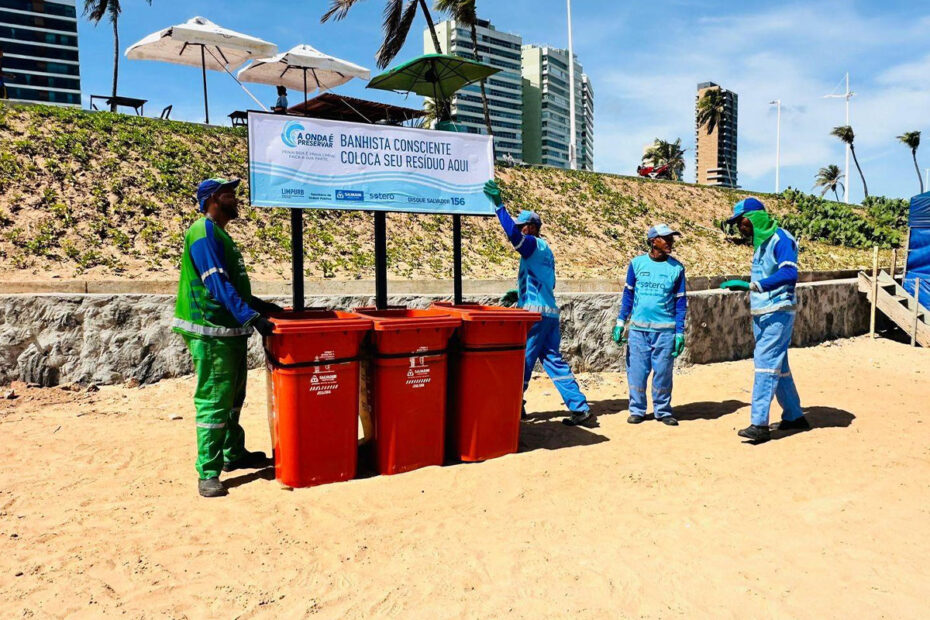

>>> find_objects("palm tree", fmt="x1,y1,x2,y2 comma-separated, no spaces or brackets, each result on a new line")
83,0,151,113
322,0,443,70
643,138,685,181
696,88,735,186
696,88,726,135
813,165,845,201
433,0,493,138
897,131,923,193
831,125,868,199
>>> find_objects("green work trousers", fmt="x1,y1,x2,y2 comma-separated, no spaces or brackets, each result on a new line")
183,335,249,479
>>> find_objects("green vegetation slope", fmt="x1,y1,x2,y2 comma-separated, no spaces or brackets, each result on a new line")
0,104,903,282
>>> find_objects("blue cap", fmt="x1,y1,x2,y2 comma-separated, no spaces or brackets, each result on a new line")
515,210,542,227
647,223,681,240
197,178,240,212
726,197,766,224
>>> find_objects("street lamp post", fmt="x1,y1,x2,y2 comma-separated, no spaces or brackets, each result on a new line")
770,99,781,193
824,73,854,203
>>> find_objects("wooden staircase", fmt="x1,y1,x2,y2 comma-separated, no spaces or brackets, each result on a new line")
858,270,930,347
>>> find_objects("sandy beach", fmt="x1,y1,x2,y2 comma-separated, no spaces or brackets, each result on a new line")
1,336,928,618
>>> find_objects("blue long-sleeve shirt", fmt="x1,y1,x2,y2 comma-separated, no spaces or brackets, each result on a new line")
496,204,537,259
618,254,687,334
750,228,799,315
188,218,259,327
496,204,559,317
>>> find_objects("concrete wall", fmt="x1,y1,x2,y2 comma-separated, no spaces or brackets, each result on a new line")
0,279,869,387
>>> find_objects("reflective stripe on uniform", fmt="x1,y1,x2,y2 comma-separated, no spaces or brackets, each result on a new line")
629,320,676,330
172,318,253,337
200,267,226,280
751,304,796,316
196,422,226,429
553,374,576,382
513,236,526,250
778,261,798,269
755,368,780,374
523,304,560,316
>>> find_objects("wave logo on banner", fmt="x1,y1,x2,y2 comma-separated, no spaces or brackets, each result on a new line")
281,121,305,148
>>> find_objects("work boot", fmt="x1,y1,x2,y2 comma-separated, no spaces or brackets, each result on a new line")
737,424,771,443
198,477,227,498
223,450,269,472
775,416,811,432
658,416,679,426
627,414,645,424
521,400,527,420
562,410,594,427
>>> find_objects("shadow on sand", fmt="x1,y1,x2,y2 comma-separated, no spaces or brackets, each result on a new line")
769,406,856,441
223,465,275,489
673,399,748,421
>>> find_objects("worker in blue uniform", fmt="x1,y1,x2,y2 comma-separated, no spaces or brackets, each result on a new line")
613,224,688,425
484,180,592,426
720,198,808,443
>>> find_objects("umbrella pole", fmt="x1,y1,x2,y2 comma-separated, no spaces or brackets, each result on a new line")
303,69,308,115
375,212,387,310
200,45,209,124
291,209,304,311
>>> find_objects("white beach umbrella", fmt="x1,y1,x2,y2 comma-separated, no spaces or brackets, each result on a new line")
125,16,278,123
237,44,370,109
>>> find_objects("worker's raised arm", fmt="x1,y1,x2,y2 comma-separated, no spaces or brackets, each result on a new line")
189,220,260,327
754,231,799,292
484,180,537,258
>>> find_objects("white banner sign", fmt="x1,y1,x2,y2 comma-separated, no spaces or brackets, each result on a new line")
248,112,495,216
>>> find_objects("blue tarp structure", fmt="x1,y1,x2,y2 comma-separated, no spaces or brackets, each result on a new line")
904,191,930,308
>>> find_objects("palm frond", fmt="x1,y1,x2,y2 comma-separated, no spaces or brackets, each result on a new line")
84,0,119,24
376,0,418,69
830,125,854,145
897,131,920,150
434,0,475,23
321,0,364,23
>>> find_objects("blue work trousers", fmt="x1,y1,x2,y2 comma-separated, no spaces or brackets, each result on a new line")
751,311,804,426
524,316,589,413
626,329,676,419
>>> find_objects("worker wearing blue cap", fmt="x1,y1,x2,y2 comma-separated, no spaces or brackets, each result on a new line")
483,180,592,426
613,224,688,425
173,178,283,497
720,197,806,443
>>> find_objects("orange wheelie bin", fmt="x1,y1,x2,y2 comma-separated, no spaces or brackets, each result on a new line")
431,302,541,461
353,308,461,475
264,310,372,488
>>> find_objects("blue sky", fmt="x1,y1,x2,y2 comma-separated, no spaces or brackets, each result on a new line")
75,0,929,202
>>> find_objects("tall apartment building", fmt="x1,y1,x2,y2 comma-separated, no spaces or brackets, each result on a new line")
695,81,737,187
580,74,594,170
521,45,593,171
0,0,81,106
425,19,524,160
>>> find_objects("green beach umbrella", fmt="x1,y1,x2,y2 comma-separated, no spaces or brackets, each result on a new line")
367,53,499,100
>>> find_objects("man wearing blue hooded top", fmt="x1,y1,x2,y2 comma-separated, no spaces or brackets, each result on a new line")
484,180,592,427
720,197,808,443
614,224,688,426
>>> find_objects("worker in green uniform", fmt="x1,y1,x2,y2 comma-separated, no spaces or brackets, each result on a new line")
173,178,281,498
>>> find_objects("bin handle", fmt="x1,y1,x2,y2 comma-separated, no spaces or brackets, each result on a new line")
264,346,363,369
371,347,448,360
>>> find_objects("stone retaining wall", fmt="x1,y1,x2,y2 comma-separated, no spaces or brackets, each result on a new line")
0,279,868,386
